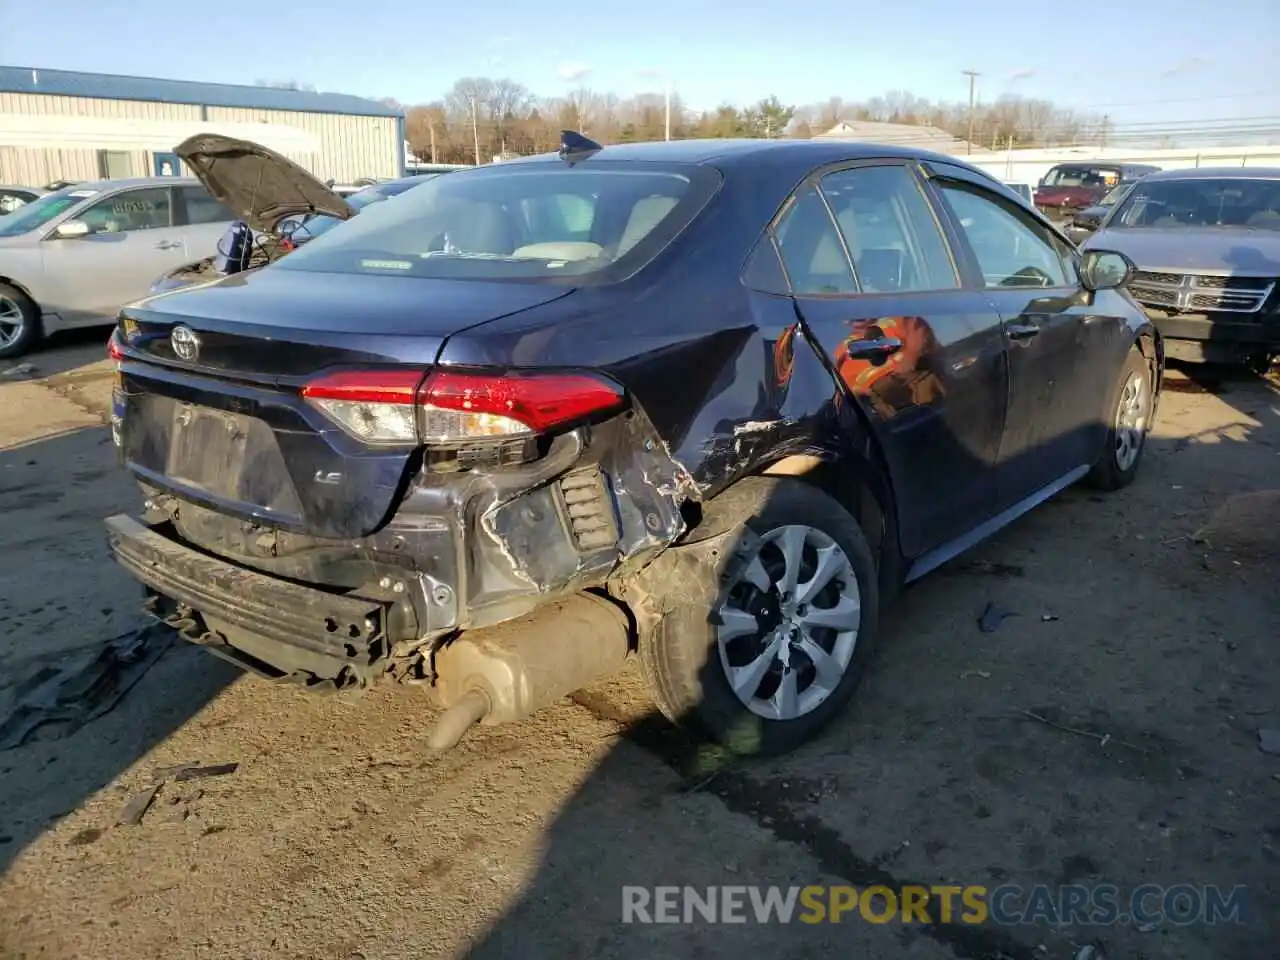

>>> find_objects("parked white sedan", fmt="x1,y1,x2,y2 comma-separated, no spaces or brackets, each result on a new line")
0,177,234,357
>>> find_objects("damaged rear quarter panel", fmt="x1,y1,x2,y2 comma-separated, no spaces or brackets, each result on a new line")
410,163,872,636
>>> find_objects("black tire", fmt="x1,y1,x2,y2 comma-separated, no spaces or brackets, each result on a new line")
1085,346,1153,491
639,476,880,757
0,283,41,360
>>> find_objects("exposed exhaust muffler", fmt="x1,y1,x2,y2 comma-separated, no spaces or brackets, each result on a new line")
426,592,632,751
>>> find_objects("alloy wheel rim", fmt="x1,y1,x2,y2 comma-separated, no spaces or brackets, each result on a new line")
715,524,861,721
0,296,24,349
1114,372,1148,472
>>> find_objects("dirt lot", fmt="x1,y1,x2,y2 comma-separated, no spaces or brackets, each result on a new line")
0,332,1277,960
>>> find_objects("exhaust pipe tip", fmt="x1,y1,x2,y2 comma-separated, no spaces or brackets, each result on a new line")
425,689,490,753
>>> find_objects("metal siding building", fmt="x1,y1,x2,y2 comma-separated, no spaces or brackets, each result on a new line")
0,66,404,187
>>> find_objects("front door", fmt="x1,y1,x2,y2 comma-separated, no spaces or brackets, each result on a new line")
769,162,1009,558
924,167,1108,505
40,185,187,323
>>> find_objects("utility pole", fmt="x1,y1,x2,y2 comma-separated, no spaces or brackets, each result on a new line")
962,70,980,155
469,97,481,166
429,121,437,164
664,78,671,141
1100,113,1110,149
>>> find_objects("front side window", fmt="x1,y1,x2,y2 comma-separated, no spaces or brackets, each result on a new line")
820,165,959,293
79,187,173,234
938,184,1071,289
1109,177,1280,229
773,184,856,295
275,162,720,283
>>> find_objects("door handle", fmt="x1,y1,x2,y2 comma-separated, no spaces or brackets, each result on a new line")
845,336,903,361
1006,323,1041,341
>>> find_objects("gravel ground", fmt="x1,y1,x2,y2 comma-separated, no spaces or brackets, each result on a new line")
0,330,1277,960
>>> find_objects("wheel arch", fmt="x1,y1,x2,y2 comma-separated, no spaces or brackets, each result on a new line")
0,275,40,314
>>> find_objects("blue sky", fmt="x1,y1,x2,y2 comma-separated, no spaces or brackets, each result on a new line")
1,0,1276,130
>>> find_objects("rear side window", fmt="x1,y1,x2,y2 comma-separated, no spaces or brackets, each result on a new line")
773,185,857,295
275,163,721,284
819,165,958,293
180,186,234,225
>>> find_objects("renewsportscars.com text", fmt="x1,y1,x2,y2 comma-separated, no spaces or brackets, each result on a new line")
621,884,1250,927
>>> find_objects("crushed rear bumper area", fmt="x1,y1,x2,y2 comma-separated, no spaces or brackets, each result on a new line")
105,514,403,689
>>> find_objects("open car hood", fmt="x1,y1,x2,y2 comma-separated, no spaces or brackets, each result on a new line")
176,133,355,234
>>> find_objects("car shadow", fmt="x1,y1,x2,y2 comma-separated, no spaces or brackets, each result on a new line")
5,325,117,380
461,391,1279,959
0,418,236,874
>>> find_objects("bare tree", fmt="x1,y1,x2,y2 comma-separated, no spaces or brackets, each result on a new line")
485,79,533,153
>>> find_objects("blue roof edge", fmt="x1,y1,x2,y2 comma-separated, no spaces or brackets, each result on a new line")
0,65,403,118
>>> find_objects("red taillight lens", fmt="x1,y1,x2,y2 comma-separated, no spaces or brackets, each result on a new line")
419,370,624,441
301,369,624,446
107,330,124,361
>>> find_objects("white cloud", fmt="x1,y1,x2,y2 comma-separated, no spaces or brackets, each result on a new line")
1162,57,1210,78
556,61,591,83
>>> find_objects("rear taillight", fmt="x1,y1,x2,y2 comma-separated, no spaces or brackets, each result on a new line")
107,329,124,362
301,369,625,446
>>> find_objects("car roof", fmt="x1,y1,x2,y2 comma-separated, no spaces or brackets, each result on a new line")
1137,166,1280,182
501,137,999,177
53,176,202,192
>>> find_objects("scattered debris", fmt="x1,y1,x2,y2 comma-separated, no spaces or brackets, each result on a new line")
1075,945,1105,960
1018,709,1149,755
117,783,162,827
1136,921,1159,933
152,762,200,781
958,559,1025,578
68,827,104,846
960,669,991,680
0,627,175,750
0,361,37,378
174,762,238,781
1040,614,1060,622
978,602,1016,633
1258,729,1280,756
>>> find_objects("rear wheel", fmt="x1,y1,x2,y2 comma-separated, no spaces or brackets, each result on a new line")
0,284,40,360
1085,347,1153,491
639,477,879,756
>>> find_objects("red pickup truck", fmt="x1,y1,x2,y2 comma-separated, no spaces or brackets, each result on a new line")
1034,162,1161,222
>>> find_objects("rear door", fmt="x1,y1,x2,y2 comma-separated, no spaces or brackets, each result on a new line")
175,185,236,257
41,185,187,323
922,163,1119,506
760,160,1009,558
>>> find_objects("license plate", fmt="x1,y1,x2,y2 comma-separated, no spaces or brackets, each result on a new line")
165,404,249,496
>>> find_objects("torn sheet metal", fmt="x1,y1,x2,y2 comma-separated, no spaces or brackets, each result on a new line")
0,625,174,750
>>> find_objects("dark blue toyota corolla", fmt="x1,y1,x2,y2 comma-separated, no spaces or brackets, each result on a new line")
104,134,1163,756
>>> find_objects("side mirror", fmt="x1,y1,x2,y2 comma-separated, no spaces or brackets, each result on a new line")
1079,249,1133,291
53,220,90,239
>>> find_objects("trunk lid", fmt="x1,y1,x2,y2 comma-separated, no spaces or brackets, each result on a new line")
116,270,577,539
176,133,355,234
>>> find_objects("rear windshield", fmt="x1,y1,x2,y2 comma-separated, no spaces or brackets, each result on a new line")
1109,177,1280,229
274,161,720,283
1042,165,1123,189
0,188,92,238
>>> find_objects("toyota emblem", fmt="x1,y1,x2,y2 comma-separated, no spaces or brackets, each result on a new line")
170,325,200,362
